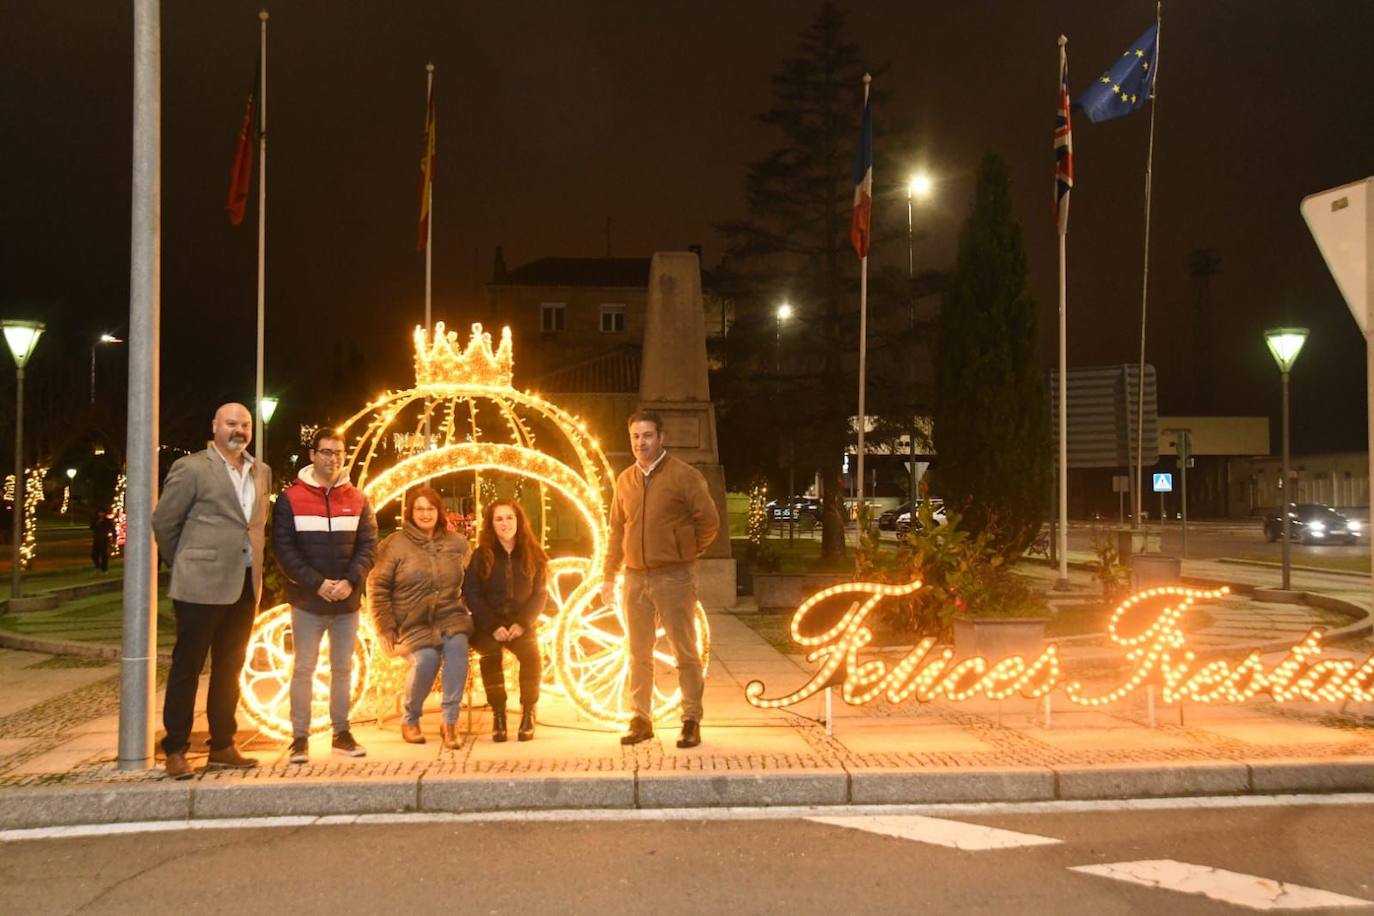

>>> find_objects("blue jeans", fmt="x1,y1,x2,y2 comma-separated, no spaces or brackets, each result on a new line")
404,633,470,726
290,607,360,738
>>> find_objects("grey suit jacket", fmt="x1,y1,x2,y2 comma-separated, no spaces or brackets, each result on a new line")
152,447,272,605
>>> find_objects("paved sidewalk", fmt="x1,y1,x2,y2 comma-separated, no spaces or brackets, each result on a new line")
2,557,1374,830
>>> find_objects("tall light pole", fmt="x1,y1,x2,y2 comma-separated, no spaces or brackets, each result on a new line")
90,333,124,406
775,303,795,535
2,320,45,598
1265,327,1308,591
906,174,931,505
260,396,279,476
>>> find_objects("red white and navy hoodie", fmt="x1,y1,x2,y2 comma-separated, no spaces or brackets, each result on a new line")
272,466,378,615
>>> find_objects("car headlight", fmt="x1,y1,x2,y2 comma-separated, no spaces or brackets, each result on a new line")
1349,520,1362,533
1310,521,1326,532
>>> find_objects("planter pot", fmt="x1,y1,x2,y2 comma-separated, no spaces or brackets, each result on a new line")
752,572,852,613
953,616,1050,660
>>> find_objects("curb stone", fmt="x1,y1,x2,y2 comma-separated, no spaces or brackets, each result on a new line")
1055,762,1250,800
0,783,192,830
849,767,1055,804
191,777,420,819
420,772,635,812
3,760,1374,831
636,769,849,808
1248,759,1374,794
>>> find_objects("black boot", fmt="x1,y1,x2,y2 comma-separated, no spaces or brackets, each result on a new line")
492,704,508,743
518,705,536,742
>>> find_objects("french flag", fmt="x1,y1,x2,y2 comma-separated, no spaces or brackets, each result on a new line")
850,83,873,259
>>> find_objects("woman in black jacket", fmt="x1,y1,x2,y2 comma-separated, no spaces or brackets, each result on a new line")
462,499,547,741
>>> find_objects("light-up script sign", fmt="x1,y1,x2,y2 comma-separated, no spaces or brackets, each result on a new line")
745,581,1374,710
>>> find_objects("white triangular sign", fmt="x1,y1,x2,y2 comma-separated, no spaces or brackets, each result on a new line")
1300,177,1371,333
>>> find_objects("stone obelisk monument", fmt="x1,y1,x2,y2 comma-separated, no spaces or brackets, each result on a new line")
639,251,735,608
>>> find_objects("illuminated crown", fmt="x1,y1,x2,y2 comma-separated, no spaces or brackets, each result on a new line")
413,321,514,388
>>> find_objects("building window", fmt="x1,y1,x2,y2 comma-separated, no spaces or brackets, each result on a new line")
541,302,566,333
600,304,626,333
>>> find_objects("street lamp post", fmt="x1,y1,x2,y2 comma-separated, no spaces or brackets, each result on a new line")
2,320,45,598
90,333,124,406
260,396,279,475
775,304,794,538
1265,327,1308,591
906,174,931,506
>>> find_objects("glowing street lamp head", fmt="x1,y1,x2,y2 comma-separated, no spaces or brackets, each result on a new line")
776,303,794,322
1,320,45,368
908,173,932,198
65,467,77,480
1264,327,1309,373
260,396,280,424
98,333,123,344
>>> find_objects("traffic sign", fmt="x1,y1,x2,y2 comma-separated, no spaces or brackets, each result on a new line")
1152,473,1173,493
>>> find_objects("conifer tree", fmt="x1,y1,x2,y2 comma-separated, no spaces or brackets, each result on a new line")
933,153,1049,554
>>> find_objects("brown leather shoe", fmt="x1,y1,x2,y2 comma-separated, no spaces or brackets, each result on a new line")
620,716,654,746
164,751,194,780
206,744,259,769
439,722,463,750
401,722,426,744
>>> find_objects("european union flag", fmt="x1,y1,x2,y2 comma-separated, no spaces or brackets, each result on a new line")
1075,23,1158,124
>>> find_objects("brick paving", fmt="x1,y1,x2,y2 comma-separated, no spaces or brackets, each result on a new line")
0,555,1371,798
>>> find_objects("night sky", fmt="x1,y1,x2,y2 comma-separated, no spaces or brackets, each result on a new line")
2,1,1371,457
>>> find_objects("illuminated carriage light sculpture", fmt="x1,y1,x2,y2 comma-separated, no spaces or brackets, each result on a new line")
239,322,710,738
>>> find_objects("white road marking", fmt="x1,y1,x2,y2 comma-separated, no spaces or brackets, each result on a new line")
806,814,1061,850
2,792,1373,842
1070,859,1374,910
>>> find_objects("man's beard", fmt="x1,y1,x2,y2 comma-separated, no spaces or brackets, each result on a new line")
224,435,247,453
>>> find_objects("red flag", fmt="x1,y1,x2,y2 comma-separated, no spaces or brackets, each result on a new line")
849,88,873,259
417,81,436,251
226,59,260,226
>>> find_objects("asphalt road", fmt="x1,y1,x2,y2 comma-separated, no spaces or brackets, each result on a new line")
1065,521,1371,566
6,799,1373,914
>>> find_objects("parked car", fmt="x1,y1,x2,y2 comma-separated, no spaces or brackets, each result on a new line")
896,500,946,535
878,502,914,531
766,496,822,524
1263,503,1360,545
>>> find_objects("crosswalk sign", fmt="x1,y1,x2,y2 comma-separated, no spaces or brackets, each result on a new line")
1153,473,1173,493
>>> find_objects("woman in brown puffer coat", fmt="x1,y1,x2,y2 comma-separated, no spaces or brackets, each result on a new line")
368,486,472,749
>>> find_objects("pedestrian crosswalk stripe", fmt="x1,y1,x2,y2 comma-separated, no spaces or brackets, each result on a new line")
806,815,1061,850
1069,860,1374,910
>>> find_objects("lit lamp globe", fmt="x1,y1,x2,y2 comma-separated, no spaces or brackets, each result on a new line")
65,468,77,481
1264,328,1308,373
908,173,932,198
776,303,794,321
259,396,279,424
2,321,45,369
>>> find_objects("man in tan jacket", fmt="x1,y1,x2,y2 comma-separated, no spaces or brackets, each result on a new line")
152,403,272,779
601,409,719,748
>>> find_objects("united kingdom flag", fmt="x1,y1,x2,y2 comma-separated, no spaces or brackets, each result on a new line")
1054,37,1074,236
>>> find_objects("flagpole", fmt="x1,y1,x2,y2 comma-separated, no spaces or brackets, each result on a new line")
424,62,434,337
1056,35,1070,589
254,9,268,457
855,73,871,570
1133,1,1161,533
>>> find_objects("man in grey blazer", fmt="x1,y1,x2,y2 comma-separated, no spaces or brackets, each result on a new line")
152,403,272,779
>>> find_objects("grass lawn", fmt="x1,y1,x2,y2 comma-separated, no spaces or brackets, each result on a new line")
0,589,178,652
